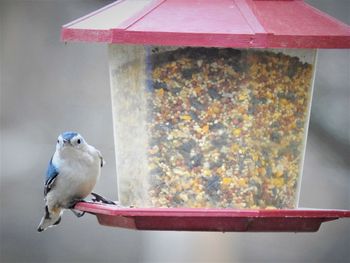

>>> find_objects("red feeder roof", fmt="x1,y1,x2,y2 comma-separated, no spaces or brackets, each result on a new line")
62,0,350,48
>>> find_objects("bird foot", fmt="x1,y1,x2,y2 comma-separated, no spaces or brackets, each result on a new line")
90,192,119,205
67,199,87,218
71,209,85,218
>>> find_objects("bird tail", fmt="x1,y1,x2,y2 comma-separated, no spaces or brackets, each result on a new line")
37,206,62,232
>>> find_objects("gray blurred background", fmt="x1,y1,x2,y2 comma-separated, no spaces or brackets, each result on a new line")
0,0,349,262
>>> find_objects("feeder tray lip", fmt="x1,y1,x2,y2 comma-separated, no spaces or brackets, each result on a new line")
61,0,350,48
75,202,350,232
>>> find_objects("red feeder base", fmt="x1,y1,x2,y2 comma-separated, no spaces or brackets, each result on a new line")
75,202,350,232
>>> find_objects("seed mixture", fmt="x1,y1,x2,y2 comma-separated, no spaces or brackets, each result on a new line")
145,47,313,209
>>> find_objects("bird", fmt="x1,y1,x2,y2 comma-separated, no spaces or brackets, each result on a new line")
37,131,104,232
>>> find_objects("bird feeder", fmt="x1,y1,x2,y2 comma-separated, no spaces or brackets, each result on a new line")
62,0,350,232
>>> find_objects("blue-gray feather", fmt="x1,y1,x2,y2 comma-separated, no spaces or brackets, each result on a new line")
44,158,59,196
46,158,58,182
62,131,78,141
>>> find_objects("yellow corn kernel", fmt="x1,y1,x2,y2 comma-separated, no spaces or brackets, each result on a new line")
203,169,211,176
222,178,232,185
180,115,192,121
201,124,209,133
258,167,266,176
272,178,284,187
194,86,202,94
233,129,241,137
274,170,284,177
238,178,247,187
231,143,239,152
156,88,164,97
238,93,248,101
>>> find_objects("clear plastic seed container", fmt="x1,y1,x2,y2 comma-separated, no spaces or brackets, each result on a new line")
109,45,316,209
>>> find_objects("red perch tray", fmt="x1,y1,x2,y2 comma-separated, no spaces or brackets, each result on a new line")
75,202,350,232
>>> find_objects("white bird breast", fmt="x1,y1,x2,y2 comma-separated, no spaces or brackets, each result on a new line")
49,145,101,207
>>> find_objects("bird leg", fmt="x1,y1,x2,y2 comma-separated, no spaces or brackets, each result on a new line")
68,198,86,218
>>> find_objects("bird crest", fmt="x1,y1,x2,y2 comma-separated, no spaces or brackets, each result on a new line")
61,131,78,141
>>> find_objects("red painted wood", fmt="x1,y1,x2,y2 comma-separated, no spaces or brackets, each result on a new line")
110,31,257,47
63,28,112,43
247,0,350,47
236,0,265,34
129,0,253,34
117,0,166,30
61,0,350,48
75,202,350,232
250,0,349,35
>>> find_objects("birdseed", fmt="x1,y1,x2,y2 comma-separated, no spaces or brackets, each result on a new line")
144,47,314,208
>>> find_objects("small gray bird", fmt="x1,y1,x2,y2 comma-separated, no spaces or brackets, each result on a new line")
37,131,104,232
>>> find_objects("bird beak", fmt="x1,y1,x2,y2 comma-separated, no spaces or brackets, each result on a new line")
63,139,72,146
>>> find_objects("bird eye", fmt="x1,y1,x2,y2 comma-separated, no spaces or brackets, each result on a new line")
57,140,60,144
77,139,81,144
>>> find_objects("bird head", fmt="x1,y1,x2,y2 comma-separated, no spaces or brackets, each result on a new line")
56,131,87,153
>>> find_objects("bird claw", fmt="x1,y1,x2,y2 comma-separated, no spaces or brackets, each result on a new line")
66,193,119,219
90,192,118,205
67,199,87,217
67,194,119,219
71,209,85,218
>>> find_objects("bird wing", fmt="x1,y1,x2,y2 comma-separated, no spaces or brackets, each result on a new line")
44,157,59,196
